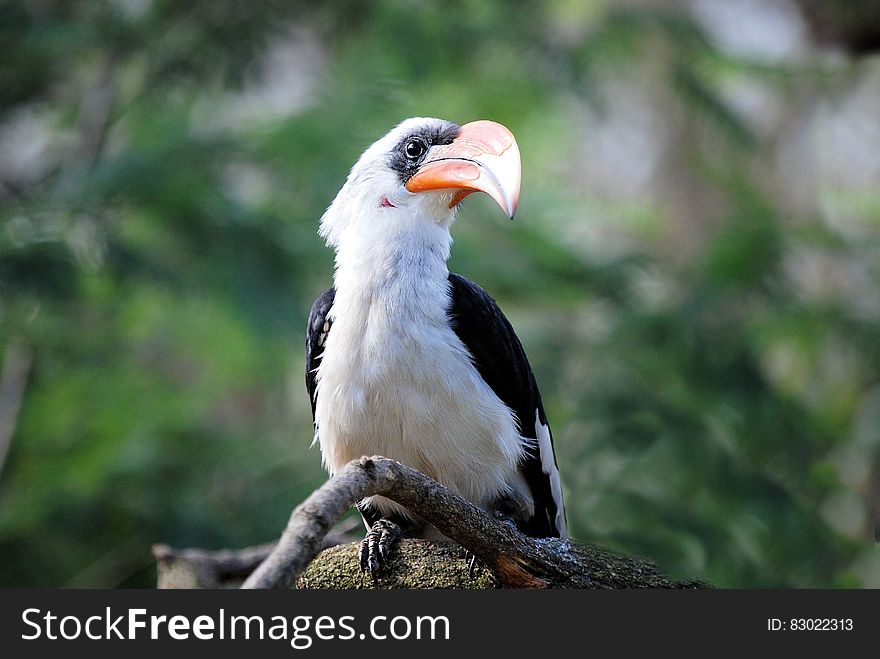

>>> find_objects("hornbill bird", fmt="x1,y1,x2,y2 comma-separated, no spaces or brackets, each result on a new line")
306,117,566,579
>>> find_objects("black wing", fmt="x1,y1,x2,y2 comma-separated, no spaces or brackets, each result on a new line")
446,273,566,538
305,288,336,422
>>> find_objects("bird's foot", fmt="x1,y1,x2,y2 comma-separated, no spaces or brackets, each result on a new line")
455,546,484,578
358,518,402,584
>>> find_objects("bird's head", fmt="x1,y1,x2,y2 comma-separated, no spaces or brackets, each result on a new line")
319,117,520,248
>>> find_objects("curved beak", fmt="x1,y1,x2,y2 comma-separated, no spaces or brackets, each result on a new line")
404,120,521,219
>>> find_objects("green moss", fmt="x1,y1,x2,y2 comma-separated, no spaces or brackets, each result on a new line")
295,538,708,589
296,540,499,589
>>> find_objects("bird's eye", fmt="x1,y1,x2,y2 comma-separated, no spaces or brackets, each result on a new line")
404,139,426,160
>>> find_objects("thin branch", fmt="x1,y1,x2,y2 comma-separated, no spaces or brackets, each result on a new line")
153,542,278,589
242,456,605,589
154,516,362,589
0,339,33,478
70,55,116,170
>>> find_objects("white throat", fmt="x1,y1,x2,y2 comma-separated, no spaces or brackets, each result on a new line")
332,206,453,305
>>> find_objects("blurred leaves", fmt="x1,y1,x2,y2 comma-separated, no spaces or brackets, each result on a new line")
1,0,879,587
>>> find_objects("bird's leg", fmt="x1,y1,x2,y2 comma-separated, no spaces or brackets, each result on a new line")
358,518,402,581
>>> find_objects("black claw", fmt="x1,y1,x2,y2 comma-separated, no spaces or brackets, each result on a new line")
467,552,479,578
358,519,402,584
358,534,371,572
462,548,483,578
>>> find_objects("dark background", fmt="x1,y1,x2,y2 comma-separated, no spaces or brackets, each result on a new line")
1,0,879,588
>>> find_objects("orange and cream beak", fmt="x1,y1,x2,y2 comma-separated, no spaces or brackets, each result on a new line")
404,120,521,219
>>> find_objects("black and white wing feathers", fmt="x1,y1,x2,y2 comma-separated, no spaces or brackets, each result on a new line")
305,288,335,422
446,273,566,538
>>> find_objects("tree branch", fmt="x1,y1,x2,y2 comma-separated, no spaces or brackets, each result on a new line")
153,517,361,588
239,456,705,589
153,542,277,589
0,339,32,478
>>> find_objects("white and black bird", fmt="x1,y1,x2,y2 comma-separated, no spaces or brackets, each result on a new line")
305,117,566,578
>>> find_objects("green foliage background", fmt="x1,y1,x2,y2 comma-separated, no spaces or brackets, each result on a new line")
1,0,878,587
